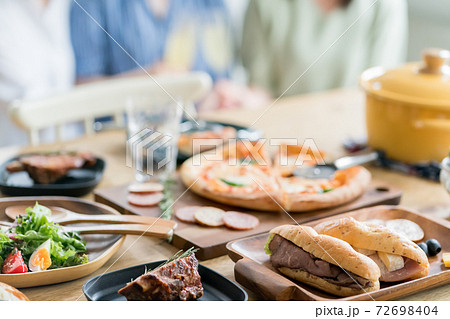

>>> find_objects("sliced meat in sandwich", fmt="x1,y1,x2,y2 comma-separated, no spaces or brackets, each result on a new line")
314,217,430,282
265,225,381,297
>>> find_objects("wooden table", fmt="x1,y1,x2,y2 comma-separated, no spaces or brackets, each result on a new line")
2,88,449,301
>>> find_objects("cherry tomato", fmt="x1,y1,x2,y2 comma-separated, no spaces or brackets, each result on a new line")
2,250,28,274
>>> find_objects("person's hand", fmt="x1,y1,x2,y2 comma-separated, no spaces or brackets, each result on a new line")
198,80,271,113
126,61,187,76
147,61,188,75
107,61,187,81
315,0,349,13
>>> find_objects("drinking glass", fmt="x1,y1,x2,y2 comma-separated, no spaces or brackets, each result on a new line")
126,96,183,182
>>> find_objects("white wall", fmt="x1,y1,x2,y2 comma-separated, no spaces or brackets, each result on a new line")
407,0,450,61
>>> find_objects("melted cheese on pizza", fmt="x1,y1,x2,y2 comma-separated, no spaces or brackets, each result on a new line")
201,162,279,194
279,175,344,194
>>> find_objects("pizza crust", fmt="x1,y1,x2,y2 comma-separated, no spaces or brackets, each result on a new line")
281,166,371,212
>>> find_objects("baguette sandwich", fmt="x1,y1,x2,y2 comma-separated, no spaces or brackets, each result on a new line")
314,217,430,282
265,225,381,297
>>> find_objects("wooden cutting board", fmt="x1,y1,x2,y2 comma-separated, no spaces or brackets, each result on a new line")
94,176,402,260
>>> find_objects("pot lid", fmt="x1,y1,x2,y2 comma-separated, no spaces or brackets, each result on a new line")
360,48,450,108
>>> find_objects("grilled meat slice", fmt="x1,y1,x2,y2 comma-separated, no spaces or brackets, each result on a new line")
6,152,96,184
118,254,203,301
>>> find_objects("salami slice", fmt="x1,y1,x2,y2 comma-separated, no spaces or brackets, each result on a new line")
175,206,201,224
194,207,225,227
128,182,164,194
223,211,259,230
127,192,164,207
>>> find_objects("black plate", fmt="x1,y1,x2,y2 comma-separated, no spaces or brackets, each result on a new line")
83,260,248,301
0,155,105,197
177,120,263,162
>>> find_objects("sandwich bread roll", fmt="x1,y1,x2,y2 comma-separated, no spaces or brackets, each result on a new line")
314,217,430,282
266,225,380,297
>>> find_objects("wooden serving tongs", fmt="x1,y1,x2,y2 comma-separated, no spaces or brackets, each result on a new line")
3,205,177,239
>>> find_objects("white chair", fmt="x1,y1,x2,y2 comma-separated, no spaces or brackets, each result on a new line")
9,72,212,146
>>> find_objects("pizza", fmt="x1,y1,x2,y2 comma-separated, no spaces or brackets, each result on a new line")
178,126,237,156
180,141,371,212
273,144,327,177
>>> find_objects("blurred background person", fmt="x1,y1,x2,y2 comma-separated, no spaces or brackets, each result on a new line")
71,0,234,83
241,0,408,96
0,0,76,147
70,0,270,112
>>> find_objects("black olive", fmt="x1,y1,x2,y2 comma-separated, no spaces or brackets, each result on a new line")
426,239,441,257
418,242,429,256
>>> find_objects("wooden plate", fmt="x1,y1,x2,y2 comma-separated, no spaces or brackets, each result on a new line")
0,197,125,288
226,205,450,300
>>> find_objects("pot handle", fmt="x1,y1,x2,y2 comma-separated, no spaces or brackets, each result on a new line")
334,151,379,170
419,48,450,76
414,118,450,132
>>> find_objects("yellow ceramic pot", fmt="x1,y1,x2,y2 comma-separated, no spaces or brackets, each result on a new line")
360,48,450,163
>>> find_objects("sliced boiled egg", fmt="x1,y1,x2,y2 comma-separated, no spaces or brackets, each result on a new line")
29,239,52,272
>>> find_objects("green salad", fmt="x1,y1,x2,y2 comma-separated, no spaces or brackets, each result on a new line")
0,203,88,274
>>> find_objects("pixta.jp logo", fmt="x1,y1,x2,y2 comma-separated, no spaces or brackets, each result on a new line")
126,128,173,176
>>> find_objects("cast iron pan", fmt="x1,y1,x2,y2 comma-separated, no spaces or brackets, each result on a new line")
83,260,248,301
0,155,105,197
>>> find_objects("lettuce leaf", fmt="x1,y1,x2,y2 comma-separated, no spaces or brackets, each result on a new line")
264,233,275,255
13,202,88,268
0,231,13,261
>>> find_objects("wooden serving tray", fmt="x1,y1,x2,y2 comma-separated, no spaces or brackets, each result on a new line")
94,176,401,260
226,205,450,301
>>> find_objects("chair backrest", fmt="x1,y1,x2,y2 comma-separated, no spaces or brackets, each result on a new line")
9,72,212,145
